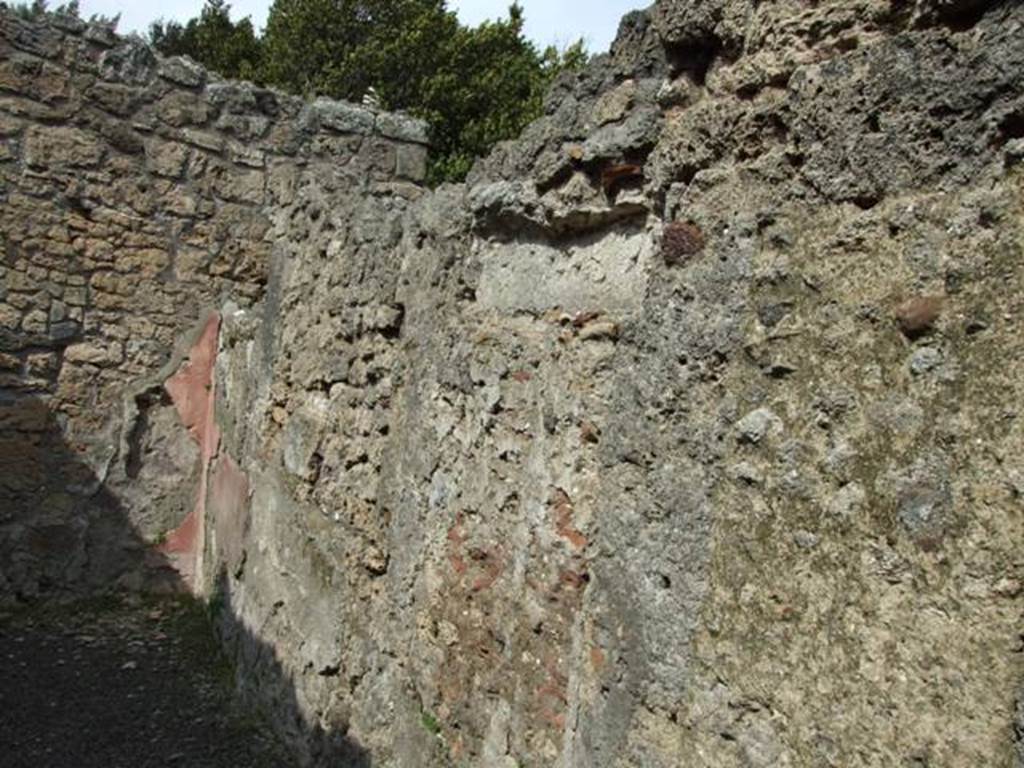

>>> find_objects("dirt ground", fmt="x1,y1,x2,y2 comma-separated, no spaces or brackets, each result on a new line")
0,595,295,768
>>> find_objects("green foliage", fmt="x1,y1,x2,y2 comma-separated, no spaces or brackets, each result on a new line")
420,710,442,736
151,0,262,82
262,0,452,100
410,6,581,184
4,0,119,26
260,0,586,183
6,0,81,19
149,0,587,183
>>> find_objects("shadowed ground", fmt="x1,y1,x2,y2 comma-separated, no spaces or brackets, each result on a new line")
0,596,296,768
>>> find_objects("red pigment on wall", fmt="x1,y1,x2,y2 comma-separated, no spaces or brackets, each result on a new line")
158,313,221,589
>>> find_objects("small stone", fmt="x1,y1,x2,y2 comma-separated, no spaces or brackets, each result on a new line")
363,545,389,576
1006,138,1024,166
895,296,943,339
793,530,819,549
909,346,943,376
826,482,866,518
736,408,783,444
731,461,764,485
578,320,620,342
48,300,67,323
592,79,636,126
897,485,950,543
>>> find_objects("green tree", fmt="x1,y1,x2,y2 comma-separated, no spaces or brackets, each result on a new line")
149,0,585,183
5,0,82,19
261,0,585,183
261,0,455,102
414,7,587,182
150,0,262,82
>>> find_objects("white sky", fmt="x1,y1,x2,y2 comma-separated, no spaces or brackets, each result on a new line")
75,0,647,52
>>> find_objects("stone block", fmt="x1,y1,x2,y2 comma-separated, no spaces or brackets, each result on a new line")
158,56,205,88
395,143,427,182
86,82,138,116
64,340,123,366
312,98,374,135
21,308,47,333
213,167,265,205
156,92,211,129
0,113,24,136
376,111,430,145
216,113,270,141
23,125,104,168
0,303,22,330
206,82,259,113
180,128,223,153
145,140,190,178
0,55,68,102
98,40,156,84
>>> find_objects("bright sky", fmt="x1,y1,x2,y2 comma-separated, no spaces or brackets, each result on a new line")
75,0,646,52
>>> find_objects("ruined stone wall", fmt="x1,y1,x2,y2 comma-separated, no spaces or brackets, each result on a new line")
209,1,1024,766
3,1,1024,767
0,9,427,601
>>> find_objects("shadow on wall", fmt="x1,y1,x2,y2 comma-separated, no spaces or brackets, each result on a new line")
0,388,372,767
212,568,374,768
0,388,180,601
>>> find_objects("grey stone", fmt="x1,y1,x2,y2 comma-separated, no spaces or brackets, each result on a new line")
909,346,943,376
206,82,259,113
736,407,783,444
4,4,1024,767
395,143,427,182
581,104,661,162
826,482,867,519
312,98,375,135
157,56,205,88
376,112,429,145
83,20,119,47
897,485,951,540
99,42,157,85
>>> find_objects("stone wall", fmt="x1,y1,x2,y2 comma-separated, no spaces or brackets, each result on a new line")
207,1,1024,766
0,8,427,601
3,2,1024,767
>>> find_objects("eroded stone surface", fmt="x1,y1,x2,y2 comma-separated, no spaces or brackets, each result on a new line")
0,8,428,606
2,2,1024,767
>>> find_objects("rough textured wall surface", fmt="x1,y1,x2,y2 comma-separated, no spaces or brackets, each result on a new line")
3,1,1024,767
0,9,427,601
210,1,1024,766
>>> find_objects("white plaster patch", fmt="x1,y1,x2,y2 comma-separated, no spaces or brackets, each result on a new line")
477,229,652,313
